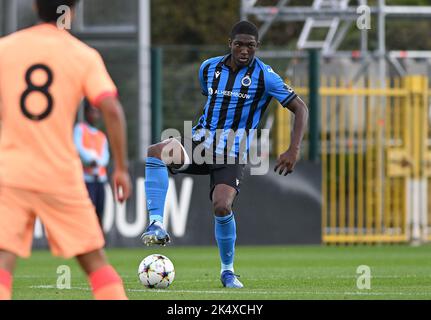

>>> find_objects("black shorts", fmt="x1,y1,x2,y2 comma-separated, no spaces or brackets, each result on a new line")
169,137,246,200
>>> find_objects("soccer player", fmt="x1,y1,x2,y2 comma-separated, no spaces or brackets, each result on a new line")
141,21,309,288
74,100,110,227
0,0,131,300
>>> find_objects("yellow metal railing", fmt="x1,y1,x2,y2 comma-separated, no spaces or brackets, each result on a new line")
275,75,430,244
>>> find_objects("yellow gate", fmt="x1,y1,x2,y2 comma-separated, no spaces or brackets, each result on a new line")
275,75,430,244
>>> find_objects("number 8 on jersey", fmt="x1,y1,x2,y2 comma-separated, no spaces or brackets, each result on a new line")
20,64,54,121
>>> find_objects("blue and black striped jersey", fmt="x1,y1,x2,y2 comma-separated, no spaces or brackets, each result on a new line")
192,54,297,158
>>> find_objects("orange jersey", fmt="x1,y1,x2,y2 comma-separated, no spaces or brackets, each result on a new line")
0,23,117,196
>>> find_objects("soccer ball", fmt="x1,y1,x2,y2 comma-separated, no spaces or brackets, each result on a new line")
138,254,175,289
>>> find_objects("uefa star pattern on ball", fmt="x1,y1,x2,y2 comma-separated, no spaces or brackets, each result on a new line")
138,254,175,289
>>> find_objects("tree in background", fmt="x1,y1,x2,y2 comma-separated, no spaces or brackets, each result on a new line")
152,0,240,45
151,0,431,51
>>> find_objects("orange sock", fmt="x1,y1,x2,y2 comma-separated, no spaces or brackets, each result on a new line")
89,265,128,300
0,269,12,300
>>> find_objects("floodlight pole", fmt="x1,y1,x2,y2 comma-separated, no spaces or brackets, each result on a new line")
138,0,152,161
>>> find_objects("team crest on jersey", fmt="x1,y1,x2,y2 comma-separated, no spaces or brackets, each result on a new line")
208,87,214,95
241,75,252,87
215,71,221,79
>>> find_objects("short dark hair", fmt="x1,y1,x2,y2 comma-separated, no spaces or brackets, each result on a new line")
230,21,259,41
36,0,79,23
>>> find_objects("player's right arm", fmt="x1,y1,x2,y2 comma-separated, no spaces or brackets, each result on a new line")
83,49,131,203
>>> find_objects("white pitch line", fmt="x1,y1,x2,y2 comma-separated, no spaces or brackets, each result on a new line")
30,285,91,291
28,285,431,297
129,273,431,278
20,274,431,281
127,289,431,296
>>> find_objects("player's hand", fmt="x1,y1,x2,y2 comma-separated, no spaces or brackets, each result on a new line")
274,148,298,176
112,168,132,203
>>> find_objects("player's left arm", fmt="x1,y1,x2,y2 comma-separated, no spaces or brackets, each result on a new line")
274,96,309,176
84,49,131,202
265,68,309,175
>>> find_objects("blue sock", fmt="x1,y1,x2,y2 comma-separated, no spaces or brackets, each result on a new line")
214,212,236,273
145,157,169,224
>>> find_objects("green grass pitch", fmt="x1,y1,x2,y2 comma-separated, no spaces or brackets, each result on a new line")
12,245,431,300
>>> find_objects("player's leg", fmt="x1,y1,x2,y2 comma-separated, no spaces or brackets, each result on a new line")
213,184,237,269
141,138,187,246
210,164,245,288
37,191,127,300
0,187,36,300
0,251,16,300
76,249,127,300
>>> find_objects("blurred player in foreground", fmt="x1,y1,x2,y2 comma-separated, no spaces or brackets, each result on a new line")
74,100,110,227
0,0,131,300
141,21,308,288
